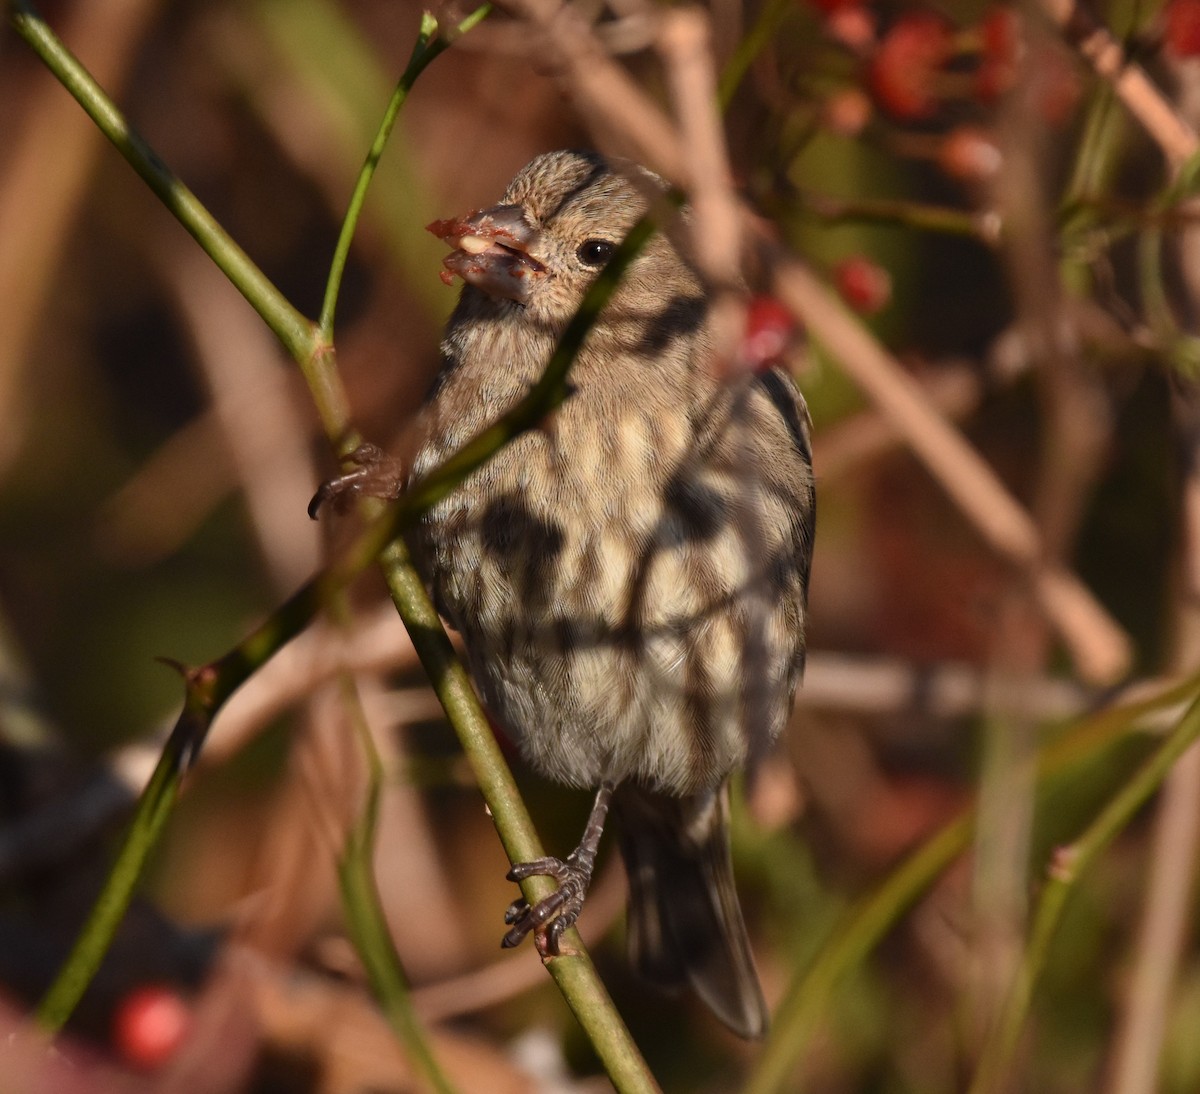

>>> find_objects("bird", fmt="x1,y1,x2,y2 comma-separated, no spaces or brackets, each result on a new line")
318,150,814,1038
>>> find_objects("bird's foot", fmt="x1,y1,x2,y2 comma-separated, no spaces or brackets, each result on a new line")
502,851,595,956
307,442,404,518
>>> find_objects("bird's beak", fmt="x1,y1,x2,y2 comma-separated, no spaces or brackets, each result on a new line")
427,204,545,304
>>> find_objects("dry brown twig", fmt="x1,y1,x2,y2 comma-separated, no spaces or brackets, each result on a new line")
236,945,539,1093
814,363,983,480
109,605,424,792
495,0,1133,685
1044,33,1200,1032
797,652,1093,724
657,8,744,367
1104,401,1200,1094
769,256,1131,684
966,46,1108,1055
501,0,688,179
235,685,353,960
96,409,239,565
153,236,323,592
1039,0,1199,170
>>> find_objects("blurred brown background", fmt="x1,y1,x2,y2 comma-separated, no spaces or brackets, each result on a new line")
2,0,1198,1090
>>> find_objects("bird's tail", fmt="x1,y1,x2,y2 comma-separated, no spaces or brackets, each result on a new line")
614,783,768,1039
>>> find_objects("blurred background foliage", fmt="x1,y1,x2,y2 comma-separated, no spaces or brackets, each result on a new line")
2,0,1200,1090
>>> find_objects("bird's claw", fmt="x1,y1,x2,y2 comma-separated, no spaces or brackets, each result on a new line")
308,442,402,518
501,853,591,954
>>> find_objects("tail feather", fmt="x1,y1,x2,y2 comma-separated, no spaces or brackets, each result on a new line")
614,784,768,1039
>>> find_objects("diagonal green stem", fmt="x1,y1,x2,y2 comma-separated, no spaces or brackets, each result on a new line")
337,677,458,1094
13,3,655,1080
8,1,316,365
35,577,327,1030
374,540,660,1093
800,192,997,240
34,712,189,1028
743,668,1200,1094
717,0,792,110
19,13,660,1063
968,686,1200,1094
319,4,492,342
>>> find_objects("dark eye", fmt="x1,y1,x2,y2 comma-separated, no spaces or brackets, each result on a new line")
576,239,616,267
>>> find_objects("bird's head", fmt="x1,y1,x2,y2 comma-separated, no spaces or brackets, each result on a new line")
428,150,695,328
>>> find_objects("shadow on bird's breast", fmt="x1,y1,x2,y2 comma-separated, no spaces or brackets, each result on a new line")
478,492,567,613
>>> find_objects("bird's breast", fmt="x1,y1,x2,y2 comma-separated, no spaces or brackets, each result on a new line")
412,378,805,795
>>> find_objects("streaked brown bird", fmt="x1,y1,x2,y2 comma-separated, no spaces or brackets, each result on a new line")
322,150,814,1038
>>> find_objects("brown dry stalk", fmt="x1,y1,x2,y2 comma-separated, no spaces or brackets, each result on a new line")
495,0,1133,684
1040,0,1199,170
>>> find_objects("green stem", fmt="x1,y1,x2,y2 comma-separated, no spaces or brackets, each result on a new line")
379,538,539,853
318,4,492,342
337,678,458,1094
379,540,658,1093
35,718,187,1028
7,1,315,364
801,192,997,240
743,669,1200,1094
717,0,792,110
34,579,324,1031
968,687,1200,1094
1062,84,1122,212
14,3,656,1077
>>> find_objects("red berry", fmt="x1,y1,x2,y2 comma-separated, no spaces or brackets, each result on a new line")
805,0,863,15
1166,0,1200,57
938,126,1002,182
742,296,797,371
869,12,954,120
981,5,1021,63
112,985,191,1069
975,8,1022,100
834,256,892,314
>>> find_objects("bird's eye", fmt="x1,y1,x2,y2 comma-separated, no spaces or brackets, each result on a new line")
576,239,616,267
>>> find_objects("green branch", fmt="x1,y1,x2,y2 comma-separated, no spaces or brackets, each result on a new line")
319,4,492,342
800,191,999,241
718,0,792,109
17,4,660,1069
338,677,458,1094
35,579,325,1029
743,669,1200,1094
13,1,655,1081
968,685,1200,1093
8,1,316,365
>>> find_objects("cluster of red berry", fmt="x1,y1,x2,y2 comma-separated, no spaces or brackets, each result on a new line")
740,0,1200,365
810,2,1084,184
813,3,1024,120
777,2,1073,329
